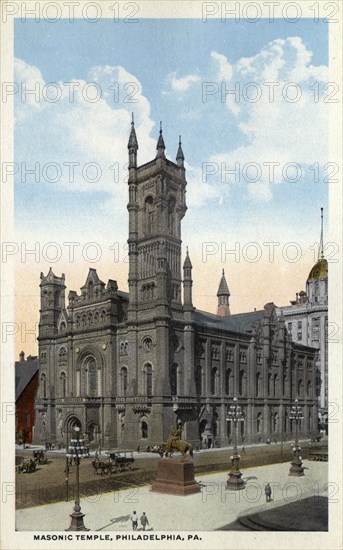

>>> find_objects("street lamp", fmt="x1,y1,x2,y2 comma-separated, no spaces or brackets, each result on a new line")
226,397,246,490
289,399,305,477
65,426,90,531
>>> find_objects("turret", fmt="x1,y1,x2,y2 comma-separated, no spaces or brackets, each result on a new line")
128,113,138,169
176,135,185,167
183,247,193,308
156,122,166,159
39,268,66,338
216,269,230,317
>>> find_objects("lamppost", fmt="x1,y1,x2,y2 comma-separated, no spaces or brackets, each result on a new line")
65,426,90,531
289,399,305,477
226,397,245,490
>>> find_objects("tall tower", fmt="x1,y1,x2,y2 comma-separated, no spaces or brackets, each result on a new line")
123,120,188,447
39,268,66,338
216,269,231,317
127,122,187,317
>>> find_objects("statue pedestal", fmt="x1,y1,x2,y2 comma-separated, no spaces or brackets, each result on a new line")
151,459,200,496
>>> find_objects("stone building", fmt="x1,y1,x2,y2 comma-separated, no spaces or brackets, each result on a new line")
276,211,328,432
15,351,39,444
33,122,318,449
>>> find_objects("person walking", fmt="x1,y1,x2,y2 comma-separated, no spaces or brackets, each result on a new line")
140,512,149,531
265,483,272,502
130,511,138,531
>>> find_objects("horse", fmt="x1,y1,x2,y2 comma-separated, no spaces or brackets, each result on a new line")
164,438,193,460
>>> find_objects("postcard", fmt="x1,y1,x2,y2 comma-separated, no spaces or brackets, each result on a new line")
1,1,342,549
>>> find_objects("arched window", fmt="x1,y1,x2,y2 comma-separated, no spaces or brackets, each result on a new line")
211,367,218,395
145,364,153,398
145,196,154,235
82,315,87,327
283,373,287,395
195,365,202,396
257,412,262,433
239,369,246,396
40,373,47,399
88,281,94,299
272,412,278,433
141,421,148,439
94,311,99,324
121,367,128,396
87,358,97,397
273,374,278,397
60,321,66,333
168,198,176,235
58,347,67,361
307,380,312,398
60,372,66,397
170,363,178,396
298,379,303,398
225,368,232,395
256,372,261,397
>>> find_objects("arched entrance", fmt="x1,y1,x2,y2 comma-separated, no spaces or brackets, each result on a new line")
64,416,82,446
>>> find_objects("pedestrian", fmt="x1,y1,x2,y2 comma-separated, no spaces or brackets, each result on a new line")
265,483,272,502
130,511,138,531
140,512,149,531
242,446,246,453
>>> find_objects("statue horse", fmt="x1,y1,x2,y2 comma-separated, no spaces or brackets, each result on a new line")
164,437,193,460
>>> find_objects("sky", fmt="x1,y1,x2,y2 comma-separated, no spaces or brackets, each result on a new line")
13,18,330,356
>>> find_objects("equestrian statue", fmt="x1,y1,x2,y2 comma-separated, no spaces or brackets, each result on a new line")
163,425,193,460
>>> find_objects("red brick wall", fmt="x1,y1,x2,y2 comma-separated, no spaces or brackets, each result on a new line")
16,372,39,443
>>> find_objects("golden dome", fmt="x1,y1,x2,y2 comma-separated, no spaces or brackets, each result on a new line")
307,258,328,281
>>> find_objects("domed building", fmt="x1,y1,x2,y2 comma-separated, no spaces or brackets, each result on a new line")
277,209,328,434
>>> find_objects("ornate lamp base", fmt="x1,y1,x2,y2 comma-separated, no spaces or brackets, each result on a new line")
66,503,90,531
289,449,305,477
226,456,246,490
289,460,305,477
226,469,246,490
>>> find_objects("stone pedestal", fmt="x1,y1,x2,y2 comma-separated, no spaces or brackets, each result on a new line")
226,455,246,491
289,448,305,477
226,470,246,490
151,459,200,496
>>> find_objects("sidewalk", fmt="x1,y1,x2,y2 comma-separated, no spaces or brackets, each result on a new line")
16,460,327,532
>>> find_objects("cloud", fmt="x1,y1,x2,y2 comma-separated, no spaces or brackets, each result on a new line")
163,71,201,95
208,37,329,202
14,59,156,202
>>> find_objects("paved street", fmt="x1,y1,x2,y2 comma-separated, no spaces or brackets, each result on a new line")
16,460,327,532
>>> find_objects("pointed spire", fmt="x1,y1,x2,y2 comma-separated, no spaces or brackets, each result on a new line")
183,246,192,269
319,207,324,260
127,112,138,151
176,135,185,166
216,269,231,317
156,121,166,158
217,269,230,296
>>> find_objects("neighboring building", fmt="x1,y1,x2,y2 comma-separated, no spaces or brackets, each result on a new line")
276,209,328,433
15,351,39,444
33,122,319,449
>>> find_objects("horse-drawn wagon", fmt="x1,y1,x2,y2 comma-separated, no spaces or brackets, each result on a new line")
17,458,37,474
108,450,135,472
91,450,135,475
33,450,48,464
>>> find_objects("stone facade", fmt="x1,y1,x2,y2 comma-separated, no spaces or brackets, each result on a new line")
276,242,328,431
33,123,319,449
